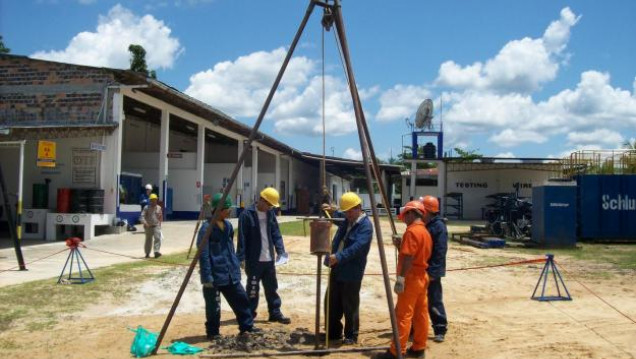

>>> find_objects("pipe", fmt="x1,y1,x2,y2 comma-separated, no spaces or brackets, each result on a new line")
200,346,389,358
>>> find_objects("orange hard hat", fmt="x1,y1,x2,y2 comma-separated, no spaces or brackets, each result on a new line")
398,200,426,222
420,195,439,213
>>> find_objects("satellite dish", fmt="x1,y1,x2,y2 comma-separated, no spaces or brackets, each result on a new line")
415,99,434,129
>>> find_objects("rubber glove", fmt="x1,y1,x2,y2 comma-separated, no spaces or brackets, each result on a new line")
394,276,405,294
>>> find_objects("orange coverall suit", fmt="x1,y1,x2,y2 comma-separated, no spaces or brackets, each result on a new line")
390,221,433,356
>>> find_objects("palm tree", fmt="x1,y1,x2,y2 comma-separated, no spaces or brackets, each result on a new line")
623,139,636,152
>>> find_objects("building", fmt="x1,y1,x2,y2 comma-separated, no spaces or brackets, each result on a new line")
0,54,399,241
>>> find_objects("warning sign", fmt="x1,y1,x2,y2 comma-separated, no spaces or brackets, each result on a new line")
37,140,56,168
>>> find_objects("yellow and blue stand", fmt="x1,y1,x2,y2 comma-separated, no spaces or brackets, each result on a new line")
531,254,571,301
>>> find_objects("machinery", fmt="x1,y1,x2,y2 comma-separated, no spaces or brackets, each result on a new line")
484,191,533,240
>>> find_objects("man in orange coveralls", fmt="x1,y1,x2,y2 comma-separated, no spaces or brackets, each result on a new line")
377,200,432,359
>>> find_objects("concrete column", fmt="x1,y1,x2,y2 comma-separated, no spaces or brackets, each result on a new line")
275,153,281,192
410,160,417,200
251,144,258,203
106,91,124,214
438,160,446,215
237,140,244,203
159,109,170,200
196,124,205,206
288,157,293,210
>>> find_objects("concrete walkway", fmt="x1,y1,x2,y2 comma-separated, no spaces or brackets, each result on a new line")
0,216,301,287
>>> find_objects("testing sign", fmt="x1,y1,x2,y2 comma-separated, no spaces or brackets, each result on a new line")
37,140,56,168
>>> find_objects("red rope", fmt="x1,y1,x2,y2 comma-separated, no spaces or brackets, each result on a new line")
0,248,69,274
556,262,636,325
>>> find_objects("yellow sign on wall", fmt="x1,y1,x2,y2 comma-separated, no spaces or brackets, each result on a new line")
37,140,56,168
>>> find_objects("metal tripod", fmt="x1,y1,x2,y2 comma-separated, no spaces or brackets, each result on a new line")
152,1,403,356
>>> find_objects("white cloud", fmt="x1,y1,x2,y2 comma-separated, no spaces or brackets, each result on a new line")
494,152,516,158
185,48,369,137
435,7,580,94
567,129,624,147
342,148,362,160
31,5,183,69
376,85,431,122
489,129,548,148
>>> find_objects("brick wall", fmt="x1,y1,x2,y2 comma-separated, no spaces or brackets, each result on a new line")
0,55,118,126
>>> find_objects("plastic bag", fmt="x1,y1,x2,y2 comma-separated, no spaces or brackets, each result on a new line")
129,326,158,358
163,341,204,355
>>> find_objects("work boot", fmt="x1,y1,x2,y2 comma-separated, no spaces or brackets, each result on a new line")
207,334,221,341
406,347,426,358
433,334,445,343
268,314,291,324
374,350,397,359
154,252,162,258
342,337,357,345
145,254,150,258
239,326,263,336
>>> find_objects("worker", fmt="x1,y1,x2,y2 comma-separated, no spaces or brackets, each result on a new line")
140,184,153,209
140,193,163,258
237,187,291,324
197,193,260,339
421,195,448,343
322,192,373,345
377,200,432,359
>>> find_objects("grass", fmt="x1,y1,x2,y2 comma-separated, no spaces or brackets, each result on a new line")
503,243,636,270
278,220,310,237
0,252,190,334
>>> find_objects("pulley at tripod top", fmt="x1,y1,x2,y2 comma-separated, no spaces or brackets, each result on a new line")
309,219,332,255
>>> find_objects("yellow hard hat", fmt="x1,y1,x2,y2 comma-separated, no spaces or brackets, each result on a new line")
260,187,280,207
340,192,361,211
149,193,158,200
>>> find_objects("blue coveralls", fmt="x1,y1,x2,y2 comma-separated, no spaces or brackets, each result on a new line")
237,205,286,319
197,220,254,336
325,212,373,341
426,214,448,336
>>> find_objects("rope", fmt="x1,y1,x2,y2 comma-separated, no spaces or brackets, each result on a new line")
82,246,190,268
556,262,636,325
548,301,635,358
275,257,547,276
0,248,69,274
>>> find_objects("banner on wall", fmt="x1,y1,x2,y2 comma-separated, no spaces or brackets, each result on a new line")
72,148,99,186
37,140,56,168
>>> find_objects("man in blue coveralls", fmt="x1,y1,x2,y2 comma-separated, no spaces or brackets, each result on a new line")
237,187,291,324
197,193,260,339
420,195,449,343
322,192,373,345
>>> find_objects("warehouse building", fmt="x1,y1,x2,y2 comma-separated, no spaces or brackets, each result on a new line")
0,54,399,242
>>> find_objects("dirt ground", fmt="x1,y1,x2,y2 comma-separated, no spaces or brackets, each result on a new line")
1,221,635,359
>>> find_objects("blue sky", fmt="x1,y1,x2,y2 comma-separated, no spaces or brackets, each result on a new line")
2,0,636,160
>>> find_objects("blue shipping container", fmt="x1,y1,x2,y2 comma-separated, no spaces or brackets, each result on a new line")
577,175,636,240
532,186,577,247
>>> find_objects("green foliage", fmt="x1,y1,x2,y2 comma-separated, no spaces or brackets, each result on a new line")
453,147,483,160
128,44,157,79
0,35,10,54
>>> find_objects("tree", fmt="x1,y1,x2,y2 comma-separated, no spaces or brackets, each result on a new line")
623,139,636,151
453,147,483,160
0,35,10,54
128,44,156,79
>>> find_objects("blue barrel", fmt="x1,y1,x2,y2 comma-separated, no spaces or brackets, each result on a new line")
577,175,636,240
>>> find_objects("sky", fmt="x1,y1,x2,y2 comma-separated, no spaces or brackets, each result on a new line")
2,0,636,161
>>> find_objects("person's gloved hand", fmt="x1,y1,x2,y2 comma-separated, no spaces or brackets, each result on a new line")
240,261,245,270
394,276,405,294
392,234,402,248
203,281,214,288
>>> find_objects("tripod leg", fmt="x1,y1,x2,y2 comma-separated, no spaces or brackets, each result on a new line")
78,249,95,280
57,250,72,284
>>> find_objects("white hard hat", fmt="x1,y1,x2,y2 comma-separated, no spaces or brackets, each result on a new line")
145,184,153,190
